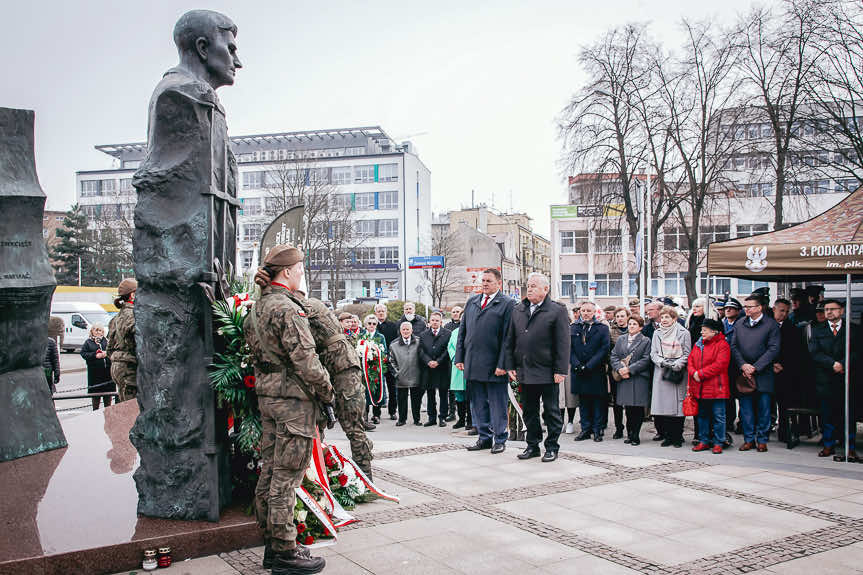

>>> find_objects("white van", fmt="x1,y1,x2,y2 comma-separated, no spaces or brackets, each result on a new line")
51,302,114,352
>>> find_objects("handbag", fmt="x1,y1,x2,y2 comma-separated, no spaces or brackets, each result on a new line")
735,373,757,395
662,365,685,384
682,394,699,416
611,353,632,382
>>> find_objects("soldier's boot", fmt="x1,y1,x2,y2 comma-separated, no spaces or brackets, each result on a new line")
363,406,376,431
271,548,325,575
453,402,466,429
263,542,311,569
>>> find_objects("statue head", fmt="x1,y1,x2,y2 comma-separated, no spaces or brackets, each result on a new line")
173,10,242,90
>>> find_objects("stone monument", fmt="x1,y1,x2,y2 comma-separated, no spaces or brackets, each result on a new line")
0,107,67,461
130,10,242,520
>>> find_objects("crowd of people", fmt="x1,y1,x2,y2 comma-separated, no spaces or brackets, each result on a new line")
356,271,859,463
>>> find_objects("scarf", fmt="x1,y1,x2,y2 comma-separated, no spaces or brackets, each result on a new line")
657,323,683,359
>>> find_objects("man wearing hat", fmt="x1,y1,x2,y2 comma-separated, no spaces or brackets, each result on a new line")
247,244,333,574
628,299,641,317
108,278,138,402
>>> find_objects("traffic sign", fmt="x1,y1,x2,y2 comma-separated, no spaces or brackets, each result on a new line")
408,256,444,269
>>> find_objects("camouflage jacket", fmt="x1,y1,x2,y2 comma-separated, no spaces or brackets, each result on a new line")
290,294,361,375
108,304,136,364
245,285,334,408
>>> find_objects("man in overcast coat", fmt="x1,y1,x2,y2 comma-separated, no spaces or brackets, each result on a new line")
455,268,515,453
506,273,570,462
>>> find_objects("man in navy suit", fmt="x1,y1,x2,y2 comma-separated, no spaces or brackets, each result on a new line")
455,268,515,454
570,301,610,441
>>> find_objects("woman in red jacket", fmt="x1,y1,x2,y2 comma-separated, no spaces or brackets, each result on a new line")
688,318,731,454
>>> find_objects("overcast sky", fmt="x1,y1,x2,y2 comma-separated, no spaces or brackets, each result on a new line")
3,0,763,237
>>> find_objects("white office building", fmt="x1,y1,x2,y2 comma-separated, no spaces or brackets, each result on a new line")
75,126,432,304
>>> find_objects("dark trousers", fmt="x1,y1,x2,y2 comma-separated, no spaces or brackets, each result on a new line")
522,383,562,452
696,399,727,446
397,387,423,423
386,372,397,417
425,377,450,423
819,393,856,449
579,393,605,435
656,415,684,442
468,380,509,445
624,406,644,440
726,397,737,431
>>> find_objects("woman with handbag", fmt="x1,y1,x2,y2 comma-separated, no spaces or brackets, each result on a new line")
687,318,731,454
649,306,691,447
610,315,652,445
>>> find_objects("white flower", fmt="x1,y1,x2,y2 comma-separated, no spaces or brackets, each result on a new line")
305,468,317,482
296,510,307,522
240,361,247,369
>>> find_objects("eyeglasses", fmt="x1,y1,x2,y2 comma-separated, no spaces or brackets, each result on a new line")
824,307,842,312
366,321,378,325
743,305,759,309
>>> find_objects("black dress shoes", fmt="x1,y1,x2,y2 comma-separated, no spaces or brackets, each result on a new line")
517,448,541,460
612,428,624,440
542,451,558,462
423,421,436,427
438,420,447,427
593,434,603,442
574,431,592,441
630,436,641,446
491,443,506,454
466,440,492,451
395,420,406,427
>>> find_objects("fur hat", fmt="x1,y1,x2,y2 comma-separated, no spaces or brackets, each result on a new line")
701,318,724,334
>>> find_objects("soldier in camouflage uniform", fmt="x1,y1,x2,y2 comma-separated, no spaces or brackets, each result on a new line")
108,278,137,402
246,245,332,575
255,269,375,480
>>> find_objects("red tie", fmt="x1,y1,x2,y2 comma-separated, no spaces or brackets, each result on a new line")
833,323,839,336
481,295,489,309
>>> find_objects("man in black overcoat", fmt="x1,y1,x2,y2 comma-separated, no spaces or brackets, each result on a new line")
455,268,515,453
570,301,610,441
419,311,451,427
506,273,570,462
375,303,400,419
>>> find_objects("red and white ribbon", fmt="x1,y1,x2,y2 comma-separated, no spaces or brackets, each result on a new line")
329,444,399,503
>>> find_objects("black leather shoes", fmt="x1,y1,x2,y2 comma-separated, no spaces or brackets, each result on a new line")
491,443,506,454
271,548,325,575
517,448,540,460
574,431,592,441
593,434,603,442
612,428,624,440
395,420,406,427
466,440,492,451
438,420,447,427
423,421,436,427
542,451,558,462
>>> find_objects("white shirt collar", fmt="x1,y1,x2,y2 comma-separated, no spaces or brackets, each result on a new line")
750,314,763,326
831,319,843,331
482,291,499,303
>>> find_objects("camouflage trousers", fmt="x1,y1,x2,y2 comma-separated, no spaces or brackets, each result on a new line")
110,361,137,402
255,397,314,552
330,368,373,476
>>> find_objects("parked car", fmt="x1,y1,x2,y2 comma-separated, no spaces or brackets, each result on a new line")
50,302,113,352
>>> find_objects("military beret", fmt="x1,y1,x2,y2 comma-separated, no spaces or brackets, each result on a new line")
117,278,137,296
264,244,304,267
628,298,640,306
338,312,353,321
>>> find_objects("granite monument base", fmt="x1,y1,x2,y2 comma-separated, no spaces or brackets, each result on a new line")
0,400,260,575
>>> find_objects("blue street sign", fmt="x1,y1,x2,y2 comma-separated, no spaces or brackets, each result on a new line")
408,256,445,269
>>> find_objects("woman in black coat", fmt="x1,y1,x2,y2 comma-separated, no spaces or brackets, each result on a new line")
80,324,115,410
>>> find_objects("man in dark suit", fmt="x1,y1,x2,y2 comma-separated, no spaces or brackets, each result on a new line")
772,298,807,444
810,299,858,460
641,300,662,341
455,268,515,454
570,301,610,441
419,311,452,427
731,295,780,452
375,303,400,420
506,273,570,462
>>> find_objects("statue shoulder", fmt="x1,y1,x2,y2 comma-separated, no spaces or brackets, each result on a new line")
154,68,218,108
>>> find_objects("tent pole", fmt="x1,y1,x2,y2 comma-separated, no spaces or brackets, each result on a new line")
846,273,852,464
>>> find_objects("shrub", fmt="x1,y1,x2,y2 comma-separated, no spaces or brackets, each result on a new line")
385,300,427,322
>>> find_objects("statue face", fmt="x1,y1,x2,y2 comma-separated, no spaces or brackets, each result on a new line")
203,28,242,89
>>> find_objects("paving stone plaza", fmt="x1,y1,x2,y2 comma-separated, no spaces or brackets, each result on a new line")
112,420,863,575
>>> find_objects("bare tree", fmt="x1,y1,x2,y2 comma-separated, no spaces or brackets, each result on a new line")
428,224,464,308
659,19,747,301
805,0,863,184
262,157,359,302
735,0,826,229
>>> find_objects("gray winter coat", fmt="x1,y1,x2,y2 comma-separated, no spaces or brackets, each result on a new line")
610,332,652,407
389,336,421,388
650,323,691,416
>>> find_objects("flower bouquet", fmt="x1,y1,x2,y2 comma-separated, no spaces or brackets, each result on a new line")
356,338,385,406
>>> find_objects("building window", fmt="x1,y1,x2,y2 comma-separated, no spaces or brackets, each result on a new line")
378,219,398,237
353,247,375,265
354,165,375,183
560,230,588,254
594,273,623,296
346,146,365,156
379,246,399,264
82,205,101,219
80,180,101,197
241,198,262,216
736,224,768,238
310,249,327,266
699,273,731,296
738,278,769,294
664,226,687,251
101,179,116,193
310,281,323,299
355,192,375,211
243,223,262,242
379,191,398,210
594,229,621,253
243,171,265,190
378,163,399,182
663,272,686,295
355,220,376,237
330,194,352,212
699,225,730,247
119,178,134,193
240,250,253,270
332,167,352,185
561,274,589,298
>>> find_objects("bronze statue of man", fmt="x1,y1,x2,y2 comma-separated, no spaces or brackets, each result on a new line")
130,10,242,520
